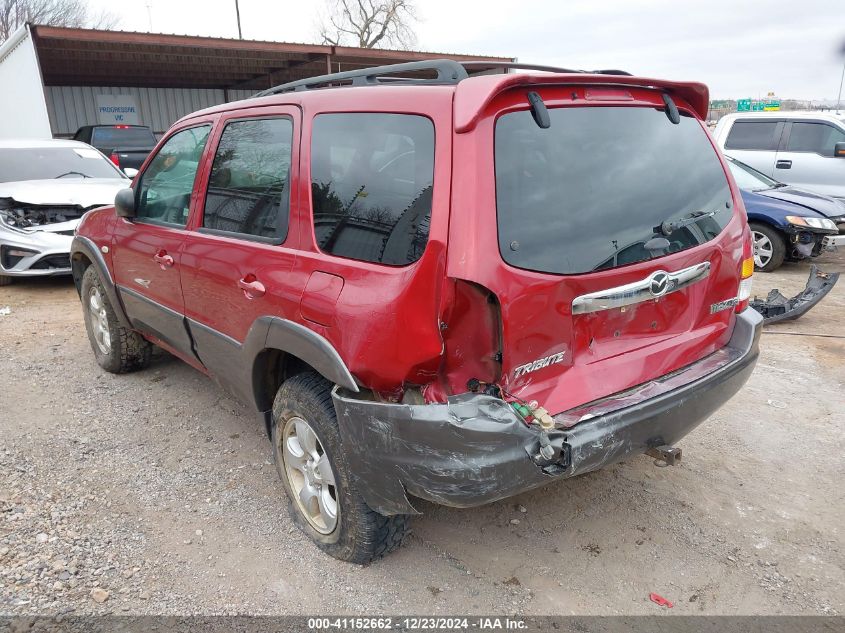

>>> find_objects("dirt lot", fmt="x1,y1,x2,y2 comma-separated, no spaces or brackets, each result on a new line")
1,251,843,616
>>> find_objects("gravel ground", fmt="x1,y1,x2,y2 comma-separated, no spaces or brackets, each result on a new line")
0,251,843,616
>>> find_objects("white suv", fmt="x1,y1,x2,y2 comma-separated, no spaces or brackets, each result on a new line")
712,111,845,200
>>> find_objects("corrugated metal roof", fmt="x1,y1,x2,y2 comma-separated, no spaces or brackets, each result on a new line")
30,25,513,91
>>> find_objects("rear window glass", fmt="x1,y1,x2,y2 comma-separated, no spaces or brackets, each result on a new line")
495,106,732,275
724,121,781,151
310,113,434,266
91,126,156,148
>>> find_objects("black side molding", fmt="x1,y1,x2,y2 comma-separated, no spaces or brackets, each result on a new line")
263,317,359,393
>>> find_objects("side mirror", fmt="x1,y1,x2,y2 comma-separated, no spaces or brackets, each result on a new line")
115,188,136,218
834,142,845,158
123,167,139,178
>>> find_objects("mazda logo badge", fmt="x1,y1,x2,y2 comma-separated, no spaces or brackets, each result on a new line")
649,271,670,297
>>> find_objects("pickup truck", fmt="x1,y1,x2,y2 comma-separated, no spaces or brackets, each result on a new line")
72,125,157,176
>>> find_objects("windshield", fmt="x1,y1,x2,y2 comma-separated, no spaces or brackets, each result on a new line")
91,126,156,148
727,157,779,191
0,147,125,183
495,106,733,274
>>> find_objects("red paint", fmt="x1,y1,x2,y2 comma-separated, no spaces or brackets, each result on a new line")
77,71,751,415
649,593,674,608
300,271,344,326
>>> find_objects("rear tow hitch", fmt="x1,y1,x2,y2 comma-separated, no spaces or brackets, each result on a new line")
750,265,839,324
646,445,682,466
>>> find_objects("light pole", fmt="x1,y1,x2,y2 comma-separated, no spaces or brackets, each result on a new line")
837,61,845,114
235,0,243,39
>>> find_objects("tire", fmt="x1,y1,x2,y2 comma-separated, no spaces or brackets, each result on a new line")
80,265,152,373
0,275,11,286
271,371,410,563
749,222,786,272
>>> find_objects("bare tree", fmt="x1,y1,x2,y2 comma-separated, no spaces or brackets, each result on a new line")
318,0,417,50
0,0,118,45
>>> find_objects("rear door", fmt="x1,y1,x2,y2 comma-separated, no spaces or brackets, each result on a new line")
721,118,784,177
774,120,845,197
447,86,747,415
111,123,212,359
179,106,300,402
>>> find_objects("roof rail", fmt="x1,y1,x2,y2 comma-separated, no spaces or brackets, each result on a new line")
460,61,632,76
255,59,469,96
254,59,634,98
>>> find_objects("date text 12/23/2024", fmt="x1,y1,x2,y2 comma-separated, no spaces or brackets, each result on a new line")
308,617,528,630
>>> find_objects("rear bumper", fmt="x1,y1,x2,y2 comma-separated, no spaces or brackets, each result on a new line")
333,309,763,516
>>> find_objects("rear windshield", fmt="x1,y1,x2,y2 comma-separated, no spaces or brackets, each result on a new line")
91,126,156,148
0,148,125,183
495,106,733,274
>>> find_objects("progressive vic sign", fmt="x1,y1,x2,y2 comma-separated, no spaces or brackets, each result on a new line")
95,95,140,125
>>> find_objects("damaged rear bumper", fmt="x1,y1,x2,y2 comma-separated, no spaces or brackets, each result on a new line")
750,265,839,324
333,309,763,516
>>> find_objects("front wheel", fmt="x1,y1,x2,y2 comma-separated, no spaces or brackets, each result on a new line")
81,266,152,373
271,372,410,563
750,222,786,272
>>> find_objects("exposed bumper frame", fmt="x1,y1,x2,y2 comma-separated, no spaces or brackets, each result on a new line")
333,309,763,516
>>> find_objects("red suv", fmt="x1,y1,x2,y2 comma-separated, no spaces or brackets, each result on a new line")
71,60,762,563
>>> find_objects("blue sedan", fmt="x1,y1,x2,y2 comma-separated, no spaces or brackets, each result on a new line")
725,156,841,272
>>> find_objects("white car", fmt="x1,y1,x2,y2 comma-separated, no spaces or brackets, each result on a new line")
712,111,845,200
0,139,128,285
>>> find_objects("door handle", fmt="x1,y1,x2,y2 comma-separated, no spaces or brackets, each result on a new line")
776,159,792,169
153,250,174,269
238,275,266,299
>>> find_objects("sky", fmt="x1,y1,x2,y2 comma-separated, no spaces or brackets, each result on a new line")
85,0,845,101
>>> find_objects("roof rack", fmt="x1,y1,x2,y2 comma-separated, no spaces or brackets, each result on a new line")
254,58,632,97
460,61,632,76
255,59,468,96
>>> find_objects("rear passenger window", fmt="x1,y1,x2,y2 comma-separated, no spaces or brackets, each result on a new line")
724,121,781,151
203,118,292,241
310,113,434,265
787,122,845,155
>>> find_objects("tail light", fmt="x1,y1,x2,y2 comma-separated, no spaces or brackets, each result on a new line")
109,151,120,166
736,233,754,313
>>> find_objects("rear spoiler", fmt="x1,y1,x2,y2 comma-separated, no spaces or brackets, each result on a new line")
453,73,709,133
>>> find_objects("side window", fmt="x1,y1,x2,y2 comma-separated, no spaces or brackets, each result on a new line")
786,122,845,155
135,125,211,226
310,113,434,266
202,117,292,241
724,121,781,151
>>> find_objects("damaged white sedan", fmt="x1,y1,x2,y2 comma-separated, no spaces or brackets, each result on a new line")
0,139,128,285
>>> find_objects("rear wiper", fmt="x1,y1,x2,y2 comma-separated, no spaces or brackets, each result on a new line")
55,171,91,179
655,210,715,236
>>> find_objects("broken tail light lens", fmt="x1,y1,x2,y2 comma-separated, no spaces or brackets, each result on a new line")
736,234,754,313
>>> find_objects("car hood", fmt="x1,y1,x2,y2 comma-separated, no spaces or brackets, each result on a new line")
0,178,127,208
740,189,830,223
753,185,845,219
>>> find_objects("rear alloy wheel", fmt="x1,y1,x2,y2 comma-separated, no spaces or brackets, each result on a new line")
749,222,785,272
272,372,410,563
283,415,339,534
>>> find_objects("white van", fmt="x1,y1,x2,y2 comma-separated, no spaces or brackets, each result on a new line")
712,111,845,200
